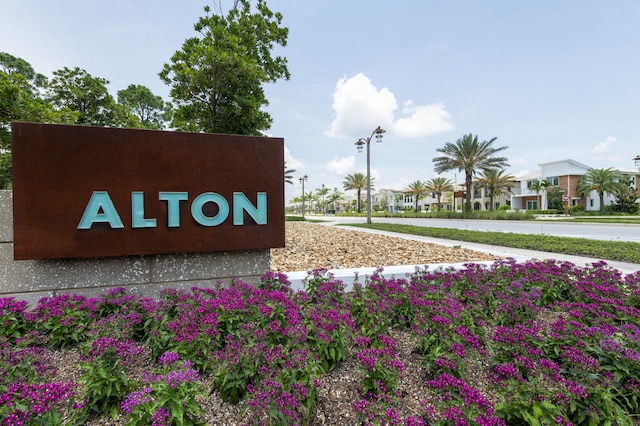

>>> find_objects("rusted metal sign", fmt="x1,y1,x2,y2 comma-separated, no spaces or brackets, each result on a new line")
11,122,285,260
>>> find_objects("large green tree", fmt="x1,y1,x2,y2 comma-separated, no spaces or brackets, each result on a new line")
476,168,515,210
425,176,454,212
405,180,430,211
46,67,125,127
576,168,625,213
117,84,171,129
0,52,47,90
433,134,509,212
343,172,373,213
159,0,289,135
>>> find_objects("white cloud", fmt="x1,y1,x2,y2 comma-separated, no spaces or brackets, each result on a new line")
284,146,305,170
326,156,356,175
593,136,617,153
394,101,454,137
327,73,454,139
327,73,396,139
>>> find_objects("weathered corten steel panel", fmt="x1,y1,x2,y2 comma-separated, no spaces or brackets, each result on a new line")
11,122,285,260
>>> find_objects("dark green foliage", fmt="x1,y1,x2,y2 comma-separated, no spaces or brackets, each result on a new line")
117,84,170,130
159,0,289,135
547,186,564,210
610,175,639,214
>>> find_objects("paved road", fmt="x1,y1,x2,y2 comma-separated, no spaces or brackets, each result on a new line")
315,216,640,243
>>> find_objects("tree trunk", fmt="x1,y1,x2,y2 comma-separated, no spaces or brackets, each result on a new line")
465,172,473,212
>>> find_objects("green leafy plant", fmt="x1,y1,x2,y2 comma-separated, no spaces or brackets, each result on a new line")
0,298,30,339
121,352,206,426
32,295,92,348
212,340,263,404
76,338,144,421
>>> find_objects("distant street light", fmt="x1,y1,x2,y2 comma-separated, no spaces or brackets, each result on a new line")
355,126,386,224
299,175,308,218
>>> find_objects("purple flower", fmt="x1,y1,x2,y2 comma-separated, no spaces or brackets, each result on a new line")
158,351,181,368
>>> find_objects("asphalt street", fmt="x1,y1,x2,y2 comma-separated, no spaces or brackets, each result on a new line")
317,216,640,243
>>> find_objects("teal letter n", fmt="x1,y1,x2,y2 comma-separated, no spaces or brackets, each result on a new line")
233,192,267,225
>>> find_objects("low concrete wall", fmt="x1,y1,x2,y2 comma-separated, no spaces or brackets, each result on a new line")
0,191,270,305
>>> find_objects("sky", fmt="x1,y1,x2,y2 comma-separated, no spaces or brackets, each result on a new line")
2,1,640,203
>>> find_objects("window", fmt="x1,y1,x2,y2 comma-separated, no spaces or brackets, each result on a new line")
526,200,538,210
527,180,536,189
473,189,482,198
546,176,559,186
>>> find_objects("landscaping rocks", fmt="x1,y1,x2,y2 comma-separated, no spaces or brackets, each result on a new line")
270,221,497,272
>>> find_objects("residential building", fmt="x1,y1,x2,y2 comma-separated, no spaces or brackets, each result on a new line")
510,159,640,211
373,189,404,212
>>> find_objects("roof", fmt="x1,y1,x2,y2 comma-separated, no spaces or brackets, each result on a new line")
538,158,593,170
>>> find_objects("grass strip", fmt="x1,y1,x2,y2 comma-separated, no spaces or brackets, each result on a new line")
567,217,640,224
343,223,640,264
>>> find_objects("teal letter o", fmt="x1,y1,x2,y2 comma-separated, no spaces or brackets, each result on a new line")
191,192,229,226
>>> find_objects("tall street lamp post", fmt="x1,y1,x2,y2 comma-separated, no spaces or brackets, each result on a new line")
299,175,308,218
355,126,385,224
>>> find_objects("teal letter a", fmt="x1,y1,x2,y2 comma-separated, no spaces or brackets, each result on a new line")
78,191,124,229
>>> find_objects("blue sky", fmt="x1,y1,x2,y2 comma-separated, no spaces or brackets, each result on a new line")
2,1,640,203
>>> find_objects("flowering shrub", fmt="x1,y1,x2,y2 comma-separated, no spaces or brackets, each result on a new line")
1,259,640,424
0,381,78,425
356,333,405,396
77,337,145,420
120,352,205,426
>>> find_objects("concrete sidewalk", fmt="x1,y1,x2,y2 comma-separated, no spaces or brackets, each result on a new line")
284,224,640,291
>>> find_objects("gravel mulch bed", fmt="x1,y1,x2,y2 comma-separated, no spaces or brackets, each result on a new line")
270,221,498,272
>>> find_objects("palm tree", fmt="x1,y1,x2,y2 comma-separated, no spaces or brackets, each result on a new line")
576,168,625,213
425,177,454,212
405,180,430,211
289,195,302,214
327,187,343,212
305,191,319,213
528,179,551,210
476,168,515,210
284,162,296,185
433,134,509,212
343,172,374,213
315,184,329,213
